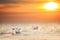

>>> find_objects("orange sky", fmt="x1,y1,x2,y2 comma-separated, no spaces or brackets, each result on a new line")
0,0,60,23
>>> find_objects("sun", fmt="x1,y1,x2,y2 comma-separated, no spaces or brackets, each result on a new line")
44,2,58,10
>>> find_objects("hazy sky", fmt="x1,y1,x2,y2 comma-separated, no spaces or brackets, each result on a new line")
0,0,60,23
0,0,59,12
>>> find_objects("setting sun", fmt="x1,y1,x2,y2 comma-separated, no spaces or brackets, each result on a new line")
44,2,58,10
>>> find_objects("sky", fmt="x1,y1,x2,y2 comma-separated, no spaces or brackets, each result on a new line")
0,0,60,23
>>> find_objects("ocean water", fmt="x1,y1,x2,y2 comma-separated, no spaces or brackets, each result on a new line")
0,23,60,40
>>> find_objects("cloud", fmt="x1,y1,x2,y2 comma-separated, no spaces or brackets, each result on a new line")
0,0,16,3
0,0,44,4
0,0,32,4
